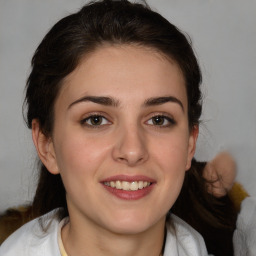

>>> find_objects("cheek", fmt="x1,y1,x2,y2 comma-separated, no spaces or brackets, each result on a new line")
158,144,187,187
151,131,189,195
53,135,112,204
54,132,111,176
148,139,188,214
152,131,190,170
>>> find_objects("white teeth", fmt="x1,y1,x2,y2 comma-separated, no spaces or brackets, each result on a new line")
138,181,144,189
122,181,130,190
130,181,138,191
104,181,151,191
116,180,122,189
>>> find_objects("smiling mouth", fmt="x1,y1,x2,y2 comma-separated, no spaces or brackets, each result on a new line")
103,181,151,191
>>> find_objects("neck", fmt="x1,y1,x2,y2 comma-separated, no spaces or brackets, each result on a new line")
62,214,166,256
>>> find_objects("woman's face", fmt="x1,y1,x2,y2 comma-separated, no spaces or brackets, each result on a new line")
35,45,197,235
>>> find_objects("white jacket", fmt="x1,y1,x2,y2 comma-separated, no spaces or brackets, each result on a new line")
0,210,209,256
233,197,256,256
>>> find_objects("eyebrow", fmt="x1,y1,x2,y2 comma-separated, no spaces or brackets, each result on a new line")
68,96,120,109
143,96,184,111
68,95,184,111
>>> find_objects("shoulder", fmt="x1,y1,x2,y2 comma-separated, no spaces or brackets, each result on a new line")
233,196,256,256
0,209,61,256
164,214,209,256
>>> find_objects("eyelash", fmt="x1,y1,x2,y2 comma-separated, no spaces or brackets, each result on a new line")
80,113,176,128
146,114,176,128
80,114,111,128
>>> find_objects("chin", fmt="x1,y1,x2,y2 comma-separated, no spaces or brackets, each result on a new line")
108,223,151,235
102,213,164,235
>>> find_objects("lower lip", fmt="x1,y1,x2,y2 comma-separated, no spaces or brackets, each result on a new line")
102,183,155,200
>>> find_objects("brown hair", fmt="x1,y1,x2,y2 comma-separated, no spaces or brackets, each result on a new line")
23,1,237,255
172,159,237,255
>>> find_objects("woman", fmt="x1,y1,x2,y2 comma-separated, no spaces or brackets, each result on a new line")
0,0,238,255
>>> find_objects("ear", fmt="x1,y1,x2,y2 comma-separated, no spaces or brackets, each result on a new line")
32,119,59,175
185,125,199,171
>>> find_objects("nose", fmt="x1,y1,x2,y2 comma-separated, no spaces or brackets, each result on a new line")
112,125,149,166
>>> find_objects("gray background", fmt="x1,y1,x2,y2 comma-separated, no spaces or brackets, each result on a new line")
0,0,255,212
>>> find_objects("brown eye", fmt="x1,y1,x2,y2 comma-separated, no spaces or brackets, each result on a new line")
146,115,175,127
90,116,103,125
81,115,110,126
152,116,165,125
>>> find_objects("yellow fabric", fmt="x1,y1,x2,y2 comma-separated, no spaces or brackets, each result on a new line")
229,182,249,211
58,218,69,256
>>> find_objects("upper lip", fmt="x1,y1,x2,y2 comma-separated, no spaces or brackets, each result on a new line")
101,175,156,183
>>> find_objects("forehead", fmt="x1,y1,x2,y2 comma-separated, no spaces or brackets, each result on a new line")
58,44,187,109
